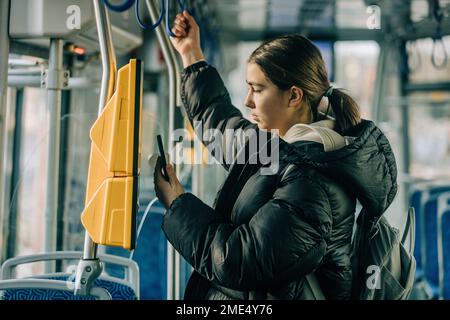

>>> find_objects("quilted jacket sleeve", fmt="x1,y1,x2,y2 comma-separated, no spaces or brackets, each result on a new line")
162,171,332,291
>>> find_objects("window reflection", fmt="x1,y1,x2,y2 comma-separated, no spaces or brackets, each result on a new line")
335,41,380,120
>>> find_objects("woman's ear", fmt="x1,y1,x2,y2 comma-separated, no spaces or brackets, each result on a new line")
288,86,304,108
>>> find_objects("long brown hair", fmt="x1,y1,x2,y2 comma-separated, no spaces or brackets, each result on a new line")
248,34,361,134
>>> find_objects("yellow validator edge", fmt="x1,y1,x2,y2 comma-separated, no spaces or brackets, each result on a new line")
81,59,143,250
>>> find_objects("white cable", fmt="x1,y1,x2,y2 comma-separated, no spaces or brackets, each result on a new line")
130,196,159,260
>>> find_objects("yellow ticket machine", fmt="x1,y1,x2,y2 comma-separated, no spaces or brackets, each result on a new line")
81,59,142,250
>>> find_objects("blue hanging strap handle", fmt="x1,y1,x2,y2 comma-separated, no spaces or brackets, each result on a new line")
102,0,187,37
165,0,186,37
103,0,135,12
135,0,164,30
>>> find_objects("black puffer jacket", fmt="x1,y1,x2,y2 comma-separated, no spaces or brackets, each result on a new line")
161,61,398,300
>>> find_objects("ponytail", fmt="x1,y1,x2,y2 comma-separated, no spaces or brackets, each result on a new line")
324,88,361,134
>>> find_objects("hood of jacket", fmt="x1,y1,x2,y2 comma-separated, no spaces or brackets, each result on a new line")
282,119,347,152
279,119,398,223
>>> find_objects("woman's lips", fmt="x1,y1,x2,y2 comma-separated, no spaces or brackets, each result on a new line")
249,114,259,121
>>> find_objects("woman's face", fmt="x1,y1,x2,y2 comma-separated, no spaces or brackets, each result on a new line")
245,62,291,135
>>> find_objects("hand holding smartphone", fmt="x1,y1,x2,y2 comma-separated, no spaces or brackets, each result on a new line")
157,134,170,181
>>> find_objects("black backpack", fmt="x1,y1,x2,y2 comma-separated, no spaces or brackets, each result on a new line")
304,207,416,300
349,207,416,299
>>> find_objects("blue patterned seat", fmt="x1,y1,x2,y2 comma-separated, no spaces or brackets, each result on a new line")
1,276,136,300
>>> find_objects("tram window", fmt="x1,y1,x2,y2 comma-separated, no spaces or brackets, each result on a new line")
407,36,450,83
410,0,429,23
334,41,380,119
60,63,102,253
409,91,450,179
336,0,374,29
13,88,48,277
60,94,97,252
139,93,160,193
315,41,334,81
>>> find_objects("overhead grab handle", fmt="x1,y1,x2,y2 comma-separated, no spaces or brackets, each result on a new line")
430,0,448,70
102,0,187,37
431,33,448,70
103,0,135,11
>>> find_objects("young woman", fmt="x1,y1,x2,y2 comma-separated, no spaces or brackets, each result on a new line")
153,11,398,300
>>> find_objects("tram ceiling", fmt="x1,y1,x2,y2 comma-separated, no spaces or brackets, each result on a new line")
8,0,143,56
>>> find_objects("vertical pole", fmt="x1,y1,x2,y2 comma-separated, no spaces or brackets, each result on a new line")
44,38,64,273
145,0,182,300
0,0,11,262
399,41,411,195
6,89,23,261
74,0,117,296
373,41,388,124
93,0,116,115
82,0,117,260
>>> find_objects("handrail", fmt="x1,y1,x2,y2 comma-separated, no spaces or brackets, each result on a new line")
94,0,117,115
0,0,11,263
145,0,182,300
44,38,64,273
73,0,118,298
82,0,118,262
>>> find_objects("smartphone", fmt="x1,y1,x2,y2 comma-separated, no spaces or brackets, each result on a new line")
157,134,169,181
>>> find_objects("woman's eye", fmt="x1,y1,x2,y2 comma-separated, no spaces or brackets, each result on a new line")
247,85,262,93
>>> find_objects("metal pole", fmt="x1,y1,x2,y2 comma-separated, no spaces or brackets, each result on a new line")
0,0,11,262
44,38,64,273
74,1,117,296
82,0,117,260
145,0,182,300
398,40,412,212
372,41,388,124
145,0,181,113
93,0,116,115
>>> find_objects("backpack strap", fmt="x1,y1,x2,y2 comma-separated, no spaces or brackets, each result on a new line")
401,207,416,255
350,208,370,299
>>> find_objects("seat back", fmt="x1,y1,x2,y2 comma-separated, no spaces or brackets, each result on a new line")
0,251,139,300
437,193,450,300
423,192,450,298
410,185,450,281
442,210,450,299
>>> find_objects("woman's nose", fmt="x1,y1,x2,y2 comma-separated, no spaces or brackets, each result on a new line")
245,93,255,109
